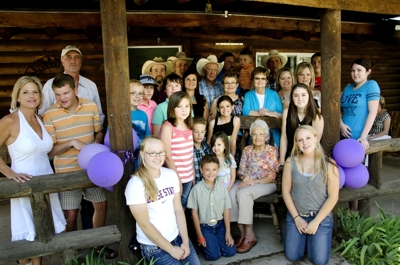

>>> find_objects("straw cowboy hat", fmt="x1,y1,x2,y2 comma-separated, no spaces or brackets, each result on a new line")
260,50,288,69
167,52,193,66
142,57,173,75
196,55,224,76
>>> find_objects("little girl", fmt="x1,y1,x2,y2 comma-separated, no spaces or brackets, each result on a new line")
211,131,237,191
160,91,195,209
207,95,240,156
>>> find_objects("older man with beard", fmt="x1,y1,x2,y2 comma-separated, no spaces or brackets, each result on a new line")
142,57,172,104
261,50,288,91
167,52,193,78
216,52,237,83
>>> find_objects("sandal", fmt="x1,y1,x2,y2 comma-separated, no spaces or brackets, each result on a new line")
93,246,118,259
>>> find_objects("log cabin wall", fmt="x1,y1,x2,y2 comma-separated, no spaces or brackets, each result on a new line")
0,28,399,121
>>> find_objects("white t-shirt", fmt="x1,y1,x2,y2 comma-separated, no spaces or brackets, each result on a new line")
256,92,265,109
125,167,180,245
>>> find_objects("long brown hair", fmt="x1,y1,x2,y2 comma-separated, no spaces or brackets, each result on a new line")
167,91,193,129
287,83,321,131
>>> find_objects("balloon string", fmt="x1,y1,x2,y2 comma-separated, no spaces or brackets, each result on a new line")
112,150,135,165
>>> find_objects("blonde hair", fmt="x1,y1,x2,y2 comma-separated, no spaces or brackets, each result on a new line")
136,135,163,202
291,125,333,183
10,76,43,112
130,79,144,89
294,62,315,90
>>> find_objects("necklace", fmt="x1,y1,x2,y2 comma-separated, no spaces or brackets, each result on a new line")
190,96,195,102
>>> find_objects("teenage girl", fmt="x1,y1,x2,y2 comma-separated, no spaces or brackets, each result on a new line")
282,125,339,265
160,91,195,209
210,131,237,191
279,83,324,165
207,95,240,157
125,136,200,265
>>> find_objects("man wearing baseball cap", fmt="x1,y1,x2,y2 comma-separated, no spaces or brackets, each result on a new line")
39,45,104,124
138,74,157,134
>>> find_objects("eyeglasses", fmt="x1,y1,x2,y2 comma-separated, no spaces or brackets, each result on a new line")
252,133,266,138
254,77,267,81
130,92,144,97
224,82,237,86
146,151,166,157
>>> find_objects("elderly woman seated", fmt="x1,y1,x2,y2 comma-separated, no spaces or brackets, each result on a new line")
229,119,279,253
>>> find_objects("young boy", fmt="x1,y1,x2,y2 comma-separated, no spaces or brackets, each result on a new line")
238,49,254,95
193,117,212,184
138,74,157,134
187,154,236,261
129,80,151,168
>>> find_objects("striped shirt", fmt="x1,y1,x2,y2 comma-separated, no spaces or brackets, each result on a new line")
164,121,194,183
43,97,101,173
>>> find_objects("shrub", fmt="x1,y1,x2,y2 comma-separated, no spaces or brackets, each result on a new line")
333,203,400,265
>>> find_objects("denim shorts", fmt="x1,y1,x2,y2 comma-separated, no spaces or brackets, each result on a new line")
140,234,200,265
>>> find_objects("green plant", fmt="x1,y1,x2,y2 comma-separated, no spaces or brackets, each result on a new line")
333,203,400,265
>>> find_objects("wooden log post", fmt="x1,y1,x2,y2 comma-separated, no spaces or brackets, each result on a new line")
0,226,121,264
30,193,55,243
368,151,383,189
100,0,137,263
320,9,341,154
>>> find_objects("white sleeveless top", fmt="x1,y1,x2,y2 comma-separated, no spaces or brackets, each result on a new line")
7,110,66,241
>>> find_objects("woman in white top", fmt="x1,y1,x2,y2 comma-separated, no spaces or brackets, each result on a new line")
125,135,200,265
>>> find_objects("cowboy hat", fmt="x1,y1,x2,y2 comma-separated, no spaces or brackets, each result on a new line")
196,55,224,76
142,57,173,75
167,52,193,66
260,50,288,69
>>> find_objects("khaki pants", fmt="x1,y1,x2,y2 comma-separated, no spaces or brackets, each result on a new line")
229,180,277,224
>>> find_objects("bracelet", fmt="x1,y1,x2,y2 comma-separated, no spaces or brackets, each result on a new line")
197,237,206,243
293,215,300,220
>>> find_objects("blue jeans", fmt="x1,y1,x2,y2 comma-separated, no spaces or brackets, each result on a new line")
284,212,333,265
140,235,200,265
181,182,192,209
200,221,236,261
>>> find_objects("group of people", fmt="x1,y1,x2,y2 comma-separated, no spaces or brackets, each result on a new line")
0,43,390,265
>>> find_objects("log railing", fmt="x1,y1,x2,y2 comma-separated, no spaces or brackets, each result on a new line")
0,171,121,264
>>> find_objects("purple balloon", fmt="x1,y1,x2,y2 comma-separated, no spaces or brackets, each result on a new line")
87,152,124,188
104,129,138,150
104,186,114,192
338,165,346,189
343,164,369,189
333,139,365,168
78,143,110,170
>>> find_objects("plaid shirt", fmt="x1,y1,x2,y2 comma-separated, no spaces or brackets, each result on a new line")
198,78,224,110
194,141,212,183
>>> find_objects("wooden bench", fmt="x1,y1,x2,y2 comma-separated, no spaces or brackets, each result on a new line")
387,111,400,156
239,116,284,241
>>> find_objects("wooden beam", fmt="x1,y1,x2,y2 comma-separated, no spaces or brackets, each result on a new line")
242,0,400,15
133,0,149,5
0,27,14,40
0,226,121,263
44,27,59,38
100,0,136,263
320,9,341,155
0,11,381,35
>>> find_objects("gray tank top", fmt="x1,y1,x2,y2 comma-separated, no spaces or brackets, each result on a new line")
290,156,328,213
